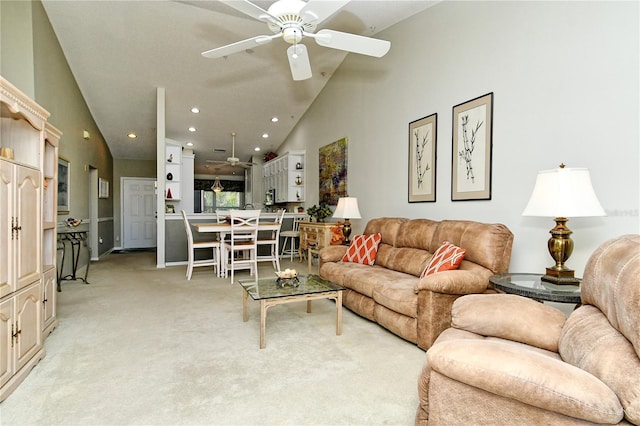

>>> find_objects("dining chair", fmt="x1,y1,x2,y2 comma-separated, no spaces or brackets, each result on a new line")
181,210,221,280
281,214,308,261
222,209,261,284
256,209,286,272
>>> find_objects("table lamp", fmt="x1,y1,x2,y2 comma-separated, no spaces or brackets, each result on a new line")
333,197,361,244
522,164,605,285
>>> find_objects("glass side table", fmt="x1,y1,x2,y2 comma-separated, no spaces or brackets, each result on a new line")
489,273,581,304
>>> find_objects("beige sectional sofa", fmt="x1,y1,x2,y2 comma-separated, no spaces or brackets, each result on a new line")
318,217,514,350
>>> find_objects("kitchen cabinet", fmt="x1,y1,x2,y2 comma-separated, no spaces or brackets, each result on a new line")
263,150,305,203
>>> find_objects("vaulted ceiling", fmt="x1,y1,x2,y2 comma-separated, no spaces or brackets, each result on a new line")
42,1,436,175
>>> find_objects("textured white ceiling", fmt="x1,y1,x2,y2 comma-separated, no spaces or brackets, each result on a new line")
42,0,437,175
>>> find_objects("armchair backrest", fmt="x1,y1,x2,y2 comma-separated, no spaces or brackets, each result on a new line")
581,234,640,356
559,234,640,424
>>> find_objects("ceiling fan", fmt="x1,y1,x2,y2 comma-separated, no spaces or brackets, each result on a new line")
206,132,256,169
201,0,391,81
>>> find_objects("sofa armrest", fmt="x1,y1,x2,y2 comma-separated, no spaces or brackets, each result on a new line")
414,270,489,295
319,245,348,263
428,339,624,424
452,294,567,352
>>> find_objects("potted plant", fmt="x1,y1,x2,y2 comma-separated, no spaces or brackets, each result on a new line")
307,204,332,222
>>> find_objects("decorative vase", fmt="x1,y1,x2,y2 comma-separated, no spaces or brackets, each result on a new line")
166,188,173,199
166,172,173,180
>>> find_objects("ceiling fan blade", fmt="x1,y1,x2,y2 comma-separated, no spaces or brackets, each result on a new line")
220,0,281,27
299,0,350,26
205,160,228,164
202,34,278,59
314,29,391,57
287,44,312,81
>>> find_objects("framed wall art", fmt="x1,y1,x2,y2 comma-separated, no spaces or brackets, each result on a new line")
99,178,109,199
57,157,70,213
409,113,437,202
451,92,493,201
319,137,348,206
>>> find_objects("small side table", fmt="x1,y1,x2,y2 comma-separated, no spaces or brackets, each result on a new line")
489,273,581,305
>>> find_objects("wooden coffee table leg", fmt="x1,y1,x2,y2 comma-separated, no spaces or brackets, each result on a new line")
260,300,267,349
243,289,248,322
336,291,343,335
307,300,312,313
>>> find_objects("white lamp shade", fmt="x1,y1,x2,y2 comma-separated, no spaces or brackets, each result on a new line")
522,167,606,217
333,197,362,219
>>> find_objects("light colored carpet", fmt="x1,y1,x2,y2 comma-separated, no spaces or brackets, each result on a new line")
1,252,426,425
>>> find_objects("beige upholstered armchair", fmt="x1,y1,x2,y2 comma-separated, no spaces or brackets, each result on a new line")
416,234,640,425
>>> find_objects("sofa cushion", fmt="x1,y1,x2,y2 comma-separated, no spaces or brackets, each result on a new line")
342,233,382,265
428,339,624,424
372,277,418,318
430,220,513,273
421,241,466,277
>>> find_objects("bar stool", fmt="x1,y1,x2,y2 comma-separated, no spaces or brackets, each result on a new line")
281,215,307,261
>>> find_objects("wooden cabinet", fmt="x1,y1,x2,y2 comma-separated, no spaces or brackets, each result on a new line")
0,76,58,401
263,150,305,203
0,160,42,298
299,222,334,252
0,282,43,396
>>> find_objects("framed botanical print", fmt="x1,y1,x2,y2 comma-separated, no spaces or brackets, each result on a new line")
409,113,437,202
451,92,493,201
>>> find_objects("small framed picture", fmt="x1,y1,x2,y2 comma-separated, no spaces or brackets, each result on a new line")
57,157,70,213
99,178,109,199
408,113,437,202
451,92,493,201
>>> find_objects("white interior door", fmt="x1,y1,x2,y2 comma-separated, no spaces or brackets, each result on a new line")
122,178,157,249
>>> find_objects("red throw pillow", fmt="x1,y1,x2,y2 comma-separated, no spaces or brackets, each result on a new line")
421,241,466,277
341,233,382,266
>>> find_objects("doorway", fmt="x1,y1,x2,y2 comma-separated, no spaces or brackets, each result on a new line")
121,177,157,249
88,166,99,260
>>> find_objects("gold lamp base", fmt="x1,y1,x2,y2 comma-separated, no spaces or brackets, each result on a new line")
342,219,352,244
543,217,581,286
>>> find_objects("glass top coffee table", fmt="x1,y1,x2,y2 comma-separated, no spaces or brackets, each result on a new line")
489,273,581,304
238,274,345,349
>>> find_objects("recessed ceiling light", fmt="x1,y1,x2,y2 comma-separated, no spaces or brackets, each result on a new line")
262,133,269,138
271,117,279,123
186,142,193,147
127,133,137,139
254,147,261,151
191,107,200,114
188,127,196,132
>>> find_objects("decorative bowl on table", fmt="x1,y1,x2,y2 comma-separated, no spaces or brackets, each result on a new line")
65,217,81,227
276,269,300,288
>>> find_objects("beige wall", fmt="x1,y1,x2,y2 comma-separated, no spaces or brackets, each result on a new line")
280,1,639,275
0,1,35,96
2,1,114,259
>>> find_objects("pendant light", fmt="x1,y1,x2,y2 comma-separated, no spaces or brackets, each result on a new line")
211,176,223,193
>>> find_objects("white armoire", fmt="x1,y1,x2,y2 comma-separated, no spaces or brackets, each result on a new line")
0,76,60,401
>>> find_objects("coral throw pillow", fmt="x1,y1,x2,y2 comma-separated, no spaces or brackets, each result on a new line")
342,233,382,266
421,241,466,277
